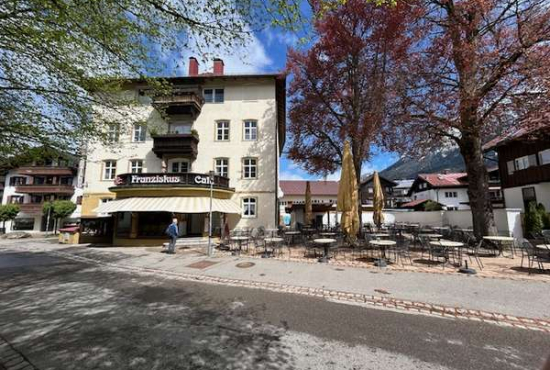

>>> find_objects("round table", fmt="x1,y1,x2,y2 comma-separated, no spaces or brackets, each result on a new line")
263,237,284,258
369,240,396,267
313,238,337,263
265,228,280,237
283,230,301,245
230,236,249,255
483,236,515,257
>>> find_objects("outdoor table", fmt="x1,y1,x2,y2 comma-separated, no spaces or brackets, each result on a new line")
369,239,396,267
430,240,465,268
372,233,390,239
313,238,337,263
230,236,249,255
320,232,336,237
263,237,284,258
265,228,280,237
283,230,301,245
483,236,515,257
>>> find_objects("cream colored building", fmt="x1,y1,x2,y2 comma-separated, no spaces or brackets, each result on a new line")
82,58,286,245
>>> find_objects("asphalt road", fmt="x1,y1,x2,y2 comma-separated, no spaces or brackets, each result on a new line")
0,250,548,370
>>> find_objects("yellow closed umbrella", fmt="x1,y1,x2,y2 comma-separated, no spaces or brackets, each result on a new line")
305,180,312,227
372,171,385,228
337,141,360,241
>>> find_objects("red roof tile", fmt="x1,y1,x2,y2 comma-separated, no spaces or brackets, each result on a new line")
401,199,430,208
483,119,550,150
419,173,467,188
280,180,339,196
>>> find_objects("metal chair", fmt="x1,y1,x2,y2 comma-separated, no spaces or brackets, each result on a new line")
521,239,550,274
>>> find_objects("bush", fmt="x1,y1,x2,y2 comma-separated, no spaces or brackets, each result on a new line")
423,200,442,211
536,203,550,230
43,200,77,233
524,201,543,236
0,204,20,230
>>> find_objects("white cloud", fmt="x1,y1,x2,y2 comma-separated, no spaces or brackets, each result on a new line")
280,170,309,181
264,29,300,48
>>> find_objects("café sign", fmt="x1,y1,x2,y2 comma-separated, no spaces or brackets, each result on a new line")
114,173,218,187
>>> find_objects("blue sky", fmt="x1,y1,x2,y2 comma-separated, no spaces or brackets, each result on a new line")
169,27,401,181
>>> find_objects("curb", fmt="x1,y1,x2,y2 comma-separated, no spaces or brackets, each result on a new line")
0,335,37,370
45,249,550,333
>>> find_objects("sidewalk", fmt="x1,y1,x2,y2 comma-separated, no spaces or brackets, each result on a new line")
1,239,549,326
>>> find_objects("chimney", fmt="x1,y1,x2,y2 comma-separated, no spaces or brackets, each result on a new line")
213,58,224,75
188,57,199,76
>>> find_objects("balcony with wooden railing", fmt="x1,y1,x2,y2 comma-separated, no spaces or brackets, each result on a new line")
152,88,204,117
151,134,199,159
18,203,44,215
16,166,76,176
15,184,75,194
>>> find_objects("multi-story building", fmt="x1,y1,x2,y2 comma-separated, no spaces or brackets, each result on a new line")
82,58,286,246
359,174,397,208
485,121,550,211
392,179,414,207
1,156,83,232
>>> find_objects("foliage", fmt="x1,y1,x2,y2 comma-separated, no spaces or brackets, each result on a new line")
0,204,20,226
423,201,442,212
286,0,417,179
43,201,77,219
524,202,543,236
536,203,550,230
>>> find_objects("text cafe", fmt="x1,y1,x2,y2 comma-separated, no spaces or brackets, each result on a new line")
89,172,242,246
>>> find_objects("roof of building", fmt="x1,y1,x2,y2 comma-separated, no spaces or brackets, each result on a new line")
483,119,550,150
280,180,339,196
401,199,431,208
360,174,397,187
394,179,415,189
418,173,467,188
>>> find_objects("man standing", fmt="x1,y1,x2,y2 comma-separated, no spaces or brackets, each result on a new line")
166,218,179,254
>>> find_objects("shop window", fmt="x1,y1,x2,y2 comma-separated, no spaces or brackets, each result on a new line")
242,158,257,179
13,218,34,231
215,158,229,178
243,120,257,141
216,121,230,141
137,212,172,237
115,212,132,237
242,197,257,218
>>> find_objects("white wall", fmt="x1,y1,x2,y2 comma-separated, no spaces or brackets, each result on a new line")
504,182,550,211
411,188,470,210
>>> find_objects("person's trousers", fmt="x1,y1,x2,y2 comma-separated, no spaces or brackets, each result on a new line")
168,236,177,253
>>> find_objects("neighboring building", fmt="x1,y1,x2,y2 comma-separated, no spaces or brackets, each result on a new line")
407,172,470,210
458,168,505,209
392,179,414,207
400,198,444,211
1,156,83,232
279,180,339,227
82,58,286,245
360,174,397,208
484,121,550,211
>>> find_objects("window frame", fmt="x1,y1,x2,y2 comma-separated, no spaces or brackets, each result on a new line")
132,123,147,143
215,120,230,141
242,157,258,179
107,123,120,143
539,148,550,166
169,159,190,173
214,158,229,178
130,159,144,174
242,197,257,218
243,120,258,141
203,87,224,103
102,160,117,181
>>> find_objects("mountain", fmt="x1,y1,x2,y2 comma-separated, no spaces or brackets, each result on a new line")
381,147,498,180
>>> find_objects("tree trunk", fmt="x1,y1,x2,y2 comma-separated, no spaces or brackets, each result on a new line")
459,134,498,239
353,158,363,237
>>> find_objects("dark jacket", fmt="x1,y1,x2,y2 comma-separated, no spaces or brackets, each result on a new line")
166,223,178,238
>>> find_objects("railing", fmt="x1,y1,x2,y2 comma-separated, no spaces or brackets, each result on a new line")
111,172,231,191
152,89,204,116
152,134,199,159
16,166,76,176
15,184,75,194
19,203,44,215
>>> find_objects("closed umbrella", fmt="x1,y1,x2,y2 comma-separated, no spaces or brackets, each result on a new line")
372,171,385,229
337,141,360,242
305,180,313,227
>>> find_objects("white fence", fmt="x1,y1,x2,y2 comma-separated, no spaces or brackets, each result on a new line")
322,208,523,238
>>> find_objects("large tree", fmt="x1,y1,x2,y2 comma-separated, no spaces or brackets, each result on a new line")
392,0,550,237
286,0,416,221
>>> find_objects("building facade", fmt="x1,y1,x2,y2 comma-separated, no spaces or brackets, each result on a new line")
408,173,470,210
1,157,83,232
360,174,397,208
82,58,286,245
485,121,550,211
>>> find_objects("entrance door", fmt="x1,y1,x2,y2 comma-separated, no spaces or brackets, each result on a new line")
187,214,205,236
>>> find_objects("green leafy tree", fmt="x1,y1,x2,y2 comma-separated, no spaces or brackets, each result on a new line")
43,200,77,234
536,203,550,230
423,201,442,212
524,202,543,237
0,204,20,232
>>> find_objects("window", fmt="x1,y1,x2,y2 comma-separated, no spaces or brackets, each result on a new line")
204,88,224,103
242,197,257,218
132,123,147,142
9,176,26,186
103,160,116,180
215,158,229,178
216,121,230,141
170,161,189,173
522,187,537,210
242,158,257,179
60,177,73,185
243,120,257,140
9,196,24,204
539,149,550,165
445,191,458,198
514,155,537,171
107,124,120,142
130,160,143,174
507,160,515,175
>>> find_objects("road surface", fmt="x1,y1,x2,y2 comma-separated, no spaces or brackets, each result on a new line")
0,249,548,370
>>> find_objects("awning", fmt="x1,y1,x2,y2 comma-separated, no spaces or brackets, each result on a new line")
94,197,241,214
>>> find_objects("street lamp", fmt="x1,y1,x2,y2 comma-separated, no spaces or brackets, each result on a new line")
208,170,214,257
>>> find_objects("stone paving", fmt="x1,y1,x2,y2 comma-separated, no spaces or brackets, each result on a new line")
0,335,36,370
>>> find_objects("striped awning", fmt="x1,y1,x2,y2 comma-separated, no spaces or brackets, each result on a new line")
94,197,241,214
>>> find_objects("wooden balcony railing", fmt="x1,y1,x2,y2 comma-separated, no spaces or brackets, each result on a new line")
15,184,75,194
152,134,199,159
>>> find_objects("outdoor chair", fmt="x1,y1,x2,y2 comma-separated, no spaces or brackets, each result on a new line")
521,239,550,274
391,237,413,266
428,242,450,269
